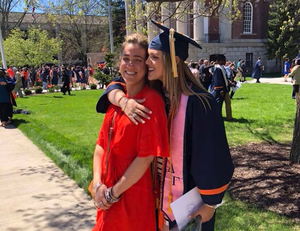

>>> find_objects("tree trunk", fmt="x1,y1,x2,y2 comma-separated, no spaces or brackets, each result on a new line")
290,93,300,163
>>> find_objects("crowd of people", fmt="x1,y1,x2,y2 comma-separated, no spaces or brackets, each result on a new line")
5,64,97,93
187,57,247,121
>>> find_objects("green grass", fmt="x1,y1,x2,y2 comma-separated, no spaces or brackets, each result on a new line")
12,84,299,230
13,90,105,190
226,83,295,146
216,194,299,231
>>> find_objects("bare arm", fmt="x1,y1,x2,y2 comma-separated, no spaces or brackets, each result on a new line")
93,144,111,210
112,156,154,198
107,89,152,125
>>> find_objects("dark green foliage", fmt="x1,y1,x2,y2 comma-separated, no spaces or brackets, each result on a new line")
35,81,42,87
90,83,97,89
24,89,32,95
112,0,126,50
93,69,112,88
266,0,300,64
35,87,43,94
48,87,55,93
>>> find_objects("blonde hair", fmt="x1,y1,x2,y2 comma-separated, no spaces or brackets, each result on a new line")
162,53,211,125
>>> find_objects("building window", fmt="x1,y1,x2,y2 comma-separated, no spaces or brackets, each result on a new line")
243,2,253,34
246,53,253,68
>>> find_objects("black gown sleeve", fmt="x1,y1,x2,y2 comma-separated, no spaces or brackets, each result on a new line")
96,77,125,113
185,93,234,205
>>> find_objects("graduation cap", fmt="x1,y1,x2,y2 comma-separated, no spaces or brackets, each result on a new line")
149,20,202,78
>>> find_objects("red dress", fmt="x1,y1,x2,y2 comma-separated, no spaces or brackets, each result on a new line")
93,85,169,231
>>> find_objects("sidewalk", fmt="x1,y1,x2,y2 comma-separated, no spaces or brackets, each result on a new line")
0,126,96,231
245,76,293,85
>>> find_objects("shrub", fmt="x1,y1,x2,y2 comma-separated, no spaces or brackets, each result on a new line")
35,81,42,87
35,87,43,94
53,85,60,91
93,69,112,88
81,86,86,90
48,87,55,93
24,89,32,95
90,84,97,89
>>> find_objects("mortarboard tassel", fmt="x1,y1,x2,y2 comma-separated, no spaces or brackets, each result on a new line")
169,28,178,78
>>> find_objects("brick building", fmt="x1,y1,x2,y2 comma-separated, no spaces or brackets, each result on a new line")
143,0,278,73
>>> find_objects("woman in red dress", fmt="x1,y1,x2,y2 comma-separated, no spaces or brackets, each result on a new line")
92,33,169,231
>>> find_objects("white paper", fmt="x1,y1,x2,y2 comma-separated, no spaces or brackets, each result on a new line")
170,187,203,230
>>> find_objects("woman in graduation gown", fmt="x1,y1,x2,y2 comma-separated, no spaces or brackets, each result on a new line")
92,33,169,231
96,21,234,231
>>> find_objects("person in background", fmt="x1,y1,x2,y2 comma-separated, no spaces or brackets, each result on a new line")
289,59,300,100
240,60,247,82
0,69,15,127
7,66,14,79
211,55,233,121
61,67,71,95
40,65,48,90
199,60,213,90
190,62,200,80
283,58,291,82
13,67,23,98
252,57,263,83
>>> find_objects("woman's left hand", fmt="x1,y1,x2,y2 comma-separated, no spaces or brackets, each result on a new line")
189,204,215,223
95,184,112,211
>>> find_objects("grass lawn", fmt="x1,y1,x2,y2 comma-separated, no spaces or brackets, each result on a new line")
12,84,299,230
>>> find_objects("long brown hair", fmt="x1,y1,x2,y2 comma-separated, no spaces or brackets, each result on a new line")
162,53,211,125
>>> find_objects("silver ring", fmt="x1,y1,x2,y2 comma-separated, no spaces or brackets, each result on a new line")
132,113,137,118
98,201,103,206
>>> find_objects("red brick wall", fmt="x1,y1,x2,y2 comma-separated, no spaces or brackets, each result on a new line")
232,0,270,39
209,16,219,35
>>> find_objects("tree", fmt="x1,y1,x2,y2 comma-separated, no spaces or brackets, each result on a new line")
290,92,300,163
265,0,300,69
41,0,109,65
3,26,62,67
111,0,126,50
0,0,34,38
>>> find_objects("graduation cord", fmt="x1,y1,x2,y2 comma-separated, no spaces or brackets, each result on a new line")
169,28,178,78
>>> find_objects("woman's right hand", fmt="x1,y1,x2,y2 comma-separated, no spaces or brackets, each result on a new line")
95,184,112,210
123,98,152,125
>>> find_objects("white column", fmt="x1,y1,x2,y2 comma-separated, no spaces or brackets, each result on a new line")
136,0,143,33
219,3,232,42
161,2,171,28
0,28,7,69
147,2,159,41
176,2,188,35
193,1,204,43
125,0,133,36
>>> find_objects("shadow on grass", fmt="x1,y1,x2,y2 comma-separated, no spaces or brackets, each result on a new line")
228,143,300,221
224,117,255,124
231,97,248,100
12,119,30,127
53,96,63,98
246,126,279,144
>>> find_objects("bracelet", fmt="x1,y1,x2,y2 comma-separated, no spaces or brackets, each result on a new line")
121,98,129,112
93,182,103,193
105,187,121,203
117,95,127,106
